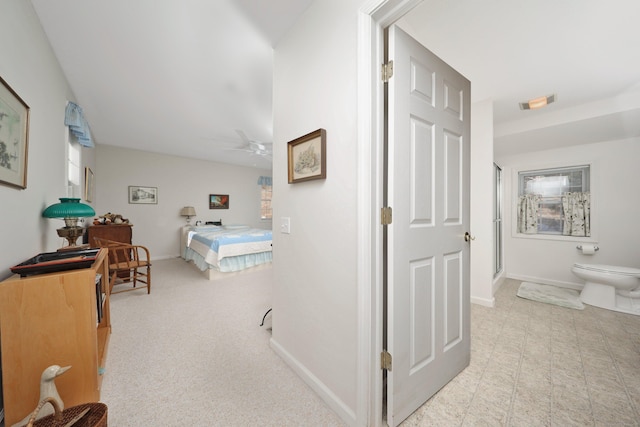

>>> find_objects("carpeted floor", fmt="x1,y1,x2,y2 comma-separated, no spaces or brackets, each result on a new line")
101,261,640,426
99,258,345,426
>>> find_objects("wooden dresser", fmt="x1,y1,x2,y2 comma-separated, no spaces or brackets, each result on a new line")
0,249,111,426
87,223,133,247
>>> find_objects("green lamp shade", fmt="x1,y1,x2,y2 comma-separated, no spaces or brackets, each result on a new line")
42,198,95,218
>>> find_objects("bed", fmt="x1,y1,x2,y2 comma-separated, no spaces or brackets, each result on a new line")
181,225,272,279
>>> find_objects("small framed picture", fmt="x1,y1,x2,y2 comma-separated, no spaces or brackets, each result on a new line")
0,75,30,189
209,194,229,209
129,186,158,204
84,167,94,202
287,128,326,184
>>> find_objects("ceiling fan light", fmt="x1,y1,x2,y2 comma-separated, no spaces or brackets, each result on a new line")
519,94,556,110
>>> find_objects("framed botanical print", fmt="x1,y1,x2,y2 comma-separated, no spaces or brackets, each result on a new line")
0,76,29,189
287,128,326,184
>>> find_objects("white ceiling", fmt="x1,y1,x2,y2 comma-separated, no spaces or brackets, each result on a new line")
30,0,314,170
398,0,640,156
31,0,640,169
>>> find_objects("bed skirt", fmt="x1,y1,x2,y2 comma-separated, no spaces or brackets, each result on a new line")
183,246,272,278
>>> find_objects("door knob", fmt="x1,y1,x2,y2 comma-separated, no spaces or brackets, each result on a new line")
464,232,475,242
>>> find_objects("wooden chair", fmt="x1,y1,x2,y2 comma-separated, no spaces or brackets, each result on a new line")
93,237,151,294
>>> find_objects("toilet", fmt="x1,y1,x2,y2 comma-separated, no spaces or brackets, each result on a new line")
572,263,640,315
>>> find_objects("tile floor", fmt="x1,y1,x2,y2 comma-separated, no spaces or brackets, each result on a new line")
402,279,640,426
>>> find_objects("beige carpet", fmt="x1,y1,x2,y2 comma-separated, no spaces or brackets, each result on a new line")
99,258,345,426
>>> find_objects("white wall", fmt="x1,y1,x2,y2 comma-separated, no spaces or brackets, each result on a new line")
271,1,504,424
0,1,94,279
470,99,496,306
496,137,640,288
271,0,362,423
95,145,272,259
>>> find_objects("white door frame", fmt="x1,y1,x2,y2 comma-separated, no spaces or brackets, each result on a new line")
356,1,423,426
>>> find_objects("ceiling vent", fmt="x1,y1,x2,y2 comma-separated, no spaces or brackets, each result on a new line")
519,94,556,110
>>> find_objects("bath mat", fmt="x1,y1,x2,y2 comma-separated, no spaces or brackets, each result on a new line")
516,282,584,310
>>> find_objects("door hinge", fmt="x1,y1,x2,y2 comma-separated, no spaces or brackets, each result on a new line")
381,350,392,371
381,206,393,225
381,60,394,82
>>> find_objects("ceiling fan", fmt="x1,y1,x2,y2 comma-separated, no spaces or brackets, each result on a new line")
225,130,272,158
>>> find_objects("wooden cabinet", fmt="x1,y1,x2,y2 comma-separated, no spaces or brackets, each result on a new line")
87,224,133,247
0,249,111,426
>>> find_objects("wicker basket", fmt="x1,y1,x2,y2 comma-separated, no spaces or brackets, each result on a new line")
25,397,107,427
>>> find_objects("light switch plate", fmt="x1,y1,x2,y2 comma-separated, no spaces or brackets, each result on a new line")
280,217,291,234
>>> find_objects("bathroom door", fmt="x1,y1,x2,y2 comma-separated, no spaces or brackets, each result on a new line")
385,24,471,426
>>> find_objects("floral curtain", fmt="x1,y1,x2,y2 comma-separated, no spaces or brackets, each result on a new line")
562,192,590,237
517,194,540,234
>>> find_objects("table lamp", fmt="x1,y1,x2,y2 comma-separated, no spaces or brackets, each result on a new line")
180,206,196,224
43,197,96,247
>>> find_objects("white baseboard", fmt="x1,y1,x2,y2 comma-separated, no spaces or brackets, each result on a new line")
269,337,356,426
151,254,176,261
506,273,583,291
471,272,501,307
492,274,505,296
471,295,495,307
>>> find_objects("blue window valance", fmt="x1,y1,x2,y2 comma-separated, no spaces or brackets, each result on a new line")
65,101,94,148
258,176,272,186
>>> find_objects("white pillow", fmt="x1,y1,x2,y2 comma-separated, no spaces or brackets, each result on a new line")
223,224,250,230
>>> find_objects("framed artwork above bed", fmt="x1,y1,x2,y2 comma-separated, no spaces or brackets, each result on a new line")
209,194,229,209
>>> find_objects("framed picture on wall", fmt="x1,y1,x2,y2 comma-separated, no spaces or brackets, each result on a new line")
0,75,30,189
129,186,158,204
287,128,326,184
84,167,95,202
209,194,229,209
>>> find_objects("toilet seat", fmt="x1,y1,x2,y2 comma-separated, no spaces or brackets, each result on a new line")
573,263,640,276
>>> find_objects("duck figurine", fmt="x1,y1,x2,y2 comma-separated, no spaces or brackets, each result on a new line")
12,365,71,427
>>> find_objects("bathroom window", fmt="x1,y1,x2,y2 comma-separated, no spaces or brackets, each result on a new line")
517,165,590,236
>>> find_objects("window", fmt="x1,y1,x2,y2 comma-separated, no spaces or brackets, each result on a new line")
517,165,590,236
258,176,272,220
260,184,272,220
67,137,81,198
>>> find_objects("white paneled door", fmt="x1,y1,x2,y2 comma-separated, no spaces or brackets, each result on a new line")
386,25,471,426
